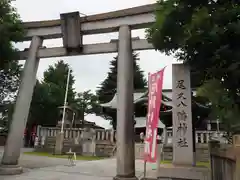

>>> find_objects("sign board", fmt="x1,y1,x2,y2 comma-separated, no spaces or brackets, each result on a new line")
172,64,194,165
144,68,165,163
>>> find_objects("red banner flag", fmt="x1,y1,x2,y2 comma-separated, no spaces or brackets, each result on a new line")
144,68,165,163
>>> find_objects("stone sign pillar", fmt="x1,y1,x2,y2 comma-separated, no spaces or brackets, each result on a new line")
172,64,195,166
0,36,43,175
114,25,137,180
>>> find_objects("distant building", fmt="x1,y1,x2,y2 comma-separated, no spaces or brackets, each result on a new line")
100,89,222,132
57,105,104,129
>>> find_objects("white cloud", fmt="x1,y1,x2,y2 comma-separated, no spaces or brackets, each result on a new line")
13,0,177,128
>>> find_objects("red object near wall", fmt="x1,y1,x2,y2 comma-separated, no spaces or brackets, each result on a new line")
144,68,165,163
24,128,27,136
31,126,36,136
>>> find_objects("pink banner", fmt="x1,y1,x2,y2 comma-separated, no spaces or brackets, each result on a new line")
144,68,165,162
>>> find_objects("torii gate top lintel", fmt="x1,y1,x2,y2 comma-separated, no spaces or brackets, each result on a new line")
19,3,156,60
23,3,157,30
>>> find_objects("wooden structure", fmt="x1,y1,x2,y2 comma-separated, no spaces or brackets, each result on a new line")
209,135,240,180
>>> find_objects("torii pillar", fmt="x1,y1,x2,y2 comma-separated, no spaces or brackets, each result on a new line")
114,25,137,180
0,36,43,175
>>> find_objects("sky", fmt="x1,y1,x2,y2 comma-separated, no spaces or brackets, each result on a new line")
13,0,177,129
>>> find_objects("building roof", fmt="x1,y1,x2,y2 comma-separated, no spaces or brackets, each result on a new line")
100,89,198,109
100,92,146,108
135,117,165,129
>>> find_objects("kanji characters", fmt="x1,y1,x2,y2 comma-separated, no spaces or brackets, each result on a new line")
177,138,188,147
177,110,188,121
176,80,186,89
175,79,189,148
177,122,188,135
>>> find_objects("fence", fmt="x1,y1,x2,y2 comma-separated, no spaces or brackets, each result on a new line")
166,130,228,144
209,140,237,180
37,125,227,144
36,126,116,143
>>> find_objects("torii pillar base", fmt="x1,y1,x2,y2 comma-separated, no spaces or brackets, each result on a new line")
0,165,23,175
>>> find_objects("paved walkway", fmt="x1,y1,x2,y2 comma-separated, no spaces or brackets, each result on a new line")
0,147,68,169
1,158,156,180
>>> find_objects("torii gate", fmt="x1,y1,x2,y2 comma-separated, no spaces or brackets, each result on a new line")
0,3,195,179
0,3,156,178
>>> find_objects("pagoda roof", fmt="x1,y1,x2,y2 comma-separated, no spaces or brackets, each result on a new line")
100,92,146,109
135,117,165,129
100,89,201,109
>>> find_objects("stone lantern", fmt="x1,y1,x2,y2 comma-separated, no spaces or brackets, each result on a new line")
57,104,74,128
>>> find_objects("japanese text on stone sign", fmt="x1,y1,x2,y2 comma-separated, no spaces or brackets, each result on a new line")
176,80,188,148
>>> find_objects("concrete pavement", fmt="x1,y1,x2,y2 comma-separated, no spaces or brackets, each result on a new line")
0,158,156,180
0,146,34,153
0,147,69,169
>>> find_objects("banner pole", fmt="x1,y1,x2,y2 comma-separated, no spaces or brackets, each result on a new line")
143,160,147,179
143,73,150,180
156,143,162,177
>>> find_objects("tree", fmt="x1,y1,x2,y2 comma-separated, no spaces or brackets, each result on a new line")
0,0,24,128
28,60,76,127
0,102,14,134
96,52,147,129
146,0,240,88
43,60,75,103
0,62,22,131
72,90,101,122
0,62,22,104
0,0,24,68
0,0,23,102
146,0,240,133
197,79,240,134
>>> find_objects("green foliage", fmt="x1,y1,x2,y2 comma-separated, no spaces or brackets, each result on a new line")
147,0,240,83
0,62,21,129
0,0,24,68
0,0,23,127
96,52,147,129
28,61,101,127
0,61,22,103
0,102,14,133
72,90,101,121
197,79,240,134
147,0,240,131
43,60,75,103
28,60,75,127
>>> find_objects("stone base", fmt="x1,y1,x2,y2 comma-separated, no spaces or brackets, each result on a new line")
157,164,210,180
55,132,64,155
113,176,138,180
0,164,23,175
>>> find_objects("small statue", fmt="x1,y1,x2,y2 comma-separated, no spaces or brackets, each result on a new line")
140,132,144,143
82,128,95,141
